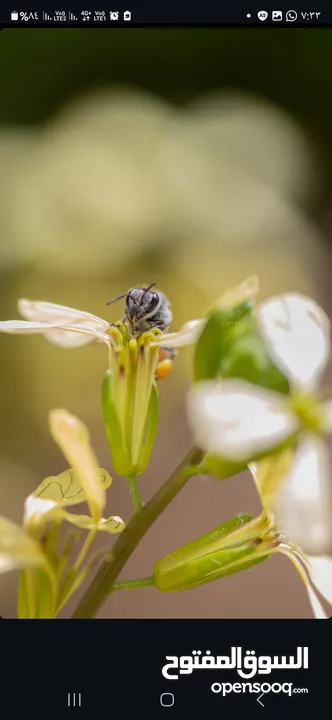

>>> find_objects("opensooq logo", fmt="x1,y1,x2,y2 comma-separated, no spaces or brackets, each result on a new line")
161,647,310,704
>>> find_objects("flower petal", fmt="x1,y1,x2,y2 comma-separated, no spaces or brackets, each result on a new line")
153,319,204,348
280,547,328,618
215,276,259,310
18,299,109,330
257,293,330,390
24,496,58,527
0,319,109,347
24,467,113,527
187,379,297,462
43,327,110,348
60,512,125,533
0,320,62,333
249,448,294,514
322,399,332,433
15,298,109,346
0,517,45,574
49,410,106,522
306,555,332,608
305,584,328,619
275,435,332,554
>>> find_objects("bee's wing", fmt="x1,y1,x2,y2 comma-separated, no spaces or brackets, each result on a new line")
0,300,110,348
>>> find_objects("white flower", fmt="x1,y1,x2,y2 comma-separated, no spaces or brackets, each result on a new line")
188,293,332,554
0,296,207,479
0,299,111,347
0,277,261,350
0,297,204,350
257,293,330,391
0,277,262,355
249,459,332,619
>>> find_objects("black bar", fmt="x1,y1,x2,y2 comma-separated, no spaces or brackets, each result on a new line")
0,619,331,717
0,4,331,27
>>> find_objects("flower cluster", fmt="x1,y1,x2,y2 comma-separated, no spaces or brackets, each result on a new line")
0,296,201,479
0,409,124,618
0,277,331,619
186,289,332,616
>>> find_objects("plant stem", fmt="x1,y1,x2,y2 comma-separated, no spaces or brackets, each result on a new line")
112,576,155,591
26,568,37,618
71,445,204,618
74,529,97,571
128,474,143,512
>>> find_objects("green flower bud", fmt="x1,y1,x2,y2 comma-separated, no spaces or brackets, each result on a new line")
194,306,290,394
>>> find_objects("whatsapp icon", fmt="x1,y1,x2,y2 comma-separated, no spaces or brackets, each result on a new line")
286,10,298,21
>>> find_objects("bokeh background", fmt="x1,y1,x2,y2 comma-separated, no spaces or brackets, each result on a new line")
0,27,332,618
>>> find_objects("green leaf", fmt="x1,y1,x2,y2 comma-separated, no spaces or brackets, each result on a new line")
101,370,133,476
138,382,159,474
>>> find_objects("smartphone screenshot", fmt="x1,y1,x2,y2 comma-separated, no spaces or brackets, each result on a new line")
0,4,330,715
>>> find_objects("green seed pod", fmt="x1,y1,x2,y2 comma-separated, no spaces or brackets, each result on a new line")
153,513,270,592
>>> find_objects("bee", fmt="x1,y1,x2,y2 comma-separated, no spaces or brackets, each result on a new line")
106,283,175,381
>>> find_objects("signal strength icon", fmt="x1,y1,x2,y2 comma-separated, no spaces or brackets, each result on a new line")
68,11,78,20
43,11,51,20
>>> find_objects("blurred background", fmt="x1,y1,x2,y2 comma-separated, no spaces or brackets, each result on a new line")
0,27,332,618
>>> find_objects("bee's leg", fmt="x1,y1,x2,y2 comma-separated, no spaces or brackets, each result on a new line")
107,321,124,331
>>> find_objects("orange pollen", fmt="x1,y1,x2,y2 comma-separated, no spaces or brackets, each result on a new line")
155,358,173,382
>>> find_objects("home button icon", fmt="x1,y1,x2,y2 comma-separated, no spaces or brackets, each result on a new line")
160,693,175,707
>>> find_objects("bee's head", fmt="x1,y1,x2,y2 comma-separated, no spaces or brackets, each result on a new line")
107,283,172,336
125,287,160,322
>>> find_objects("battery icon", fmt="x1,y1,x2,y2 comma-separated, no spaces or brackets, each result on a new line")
11,11,19,20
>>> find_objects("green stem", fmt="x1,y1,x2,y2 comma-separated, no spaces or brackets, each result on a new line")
71,445,204,618
26,568,37,618
128,474,143,512
112,576,155,591
74,529,97,571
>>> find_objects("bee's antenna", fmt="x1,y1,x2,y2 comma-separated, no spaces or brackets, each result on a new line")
106,292,128,306
106,283,157,307
139,282,157,307
144,282,157,293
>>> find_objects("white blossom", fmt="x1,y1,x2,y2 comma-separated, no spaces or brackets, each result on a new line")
188,293,332,554
0,297,205,350
250,462,332,619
